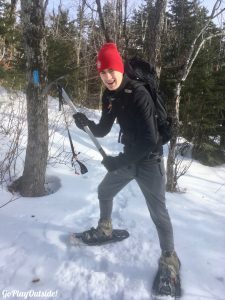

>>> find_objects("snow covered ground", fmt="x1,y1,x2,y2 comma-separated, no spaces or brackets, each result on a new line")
0,87,225,300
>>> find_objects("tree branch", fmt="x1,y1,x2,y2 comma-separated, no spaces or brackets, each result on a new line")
0,196,21,209
182,32,225,83
213,8,225,19
44,0,49,14
84,0,97,13
95,0,111,42
179,1,225,85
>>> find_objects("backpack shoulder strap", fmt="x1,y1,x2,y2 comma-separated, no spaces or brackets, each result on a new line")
124,78,145,93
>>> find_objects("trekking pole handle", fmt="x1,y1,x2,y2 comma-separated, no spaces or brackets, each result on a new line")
61,87,107,159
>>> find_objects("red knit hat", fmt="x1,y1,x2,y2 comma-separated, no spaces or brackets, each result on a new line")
96,43,124,73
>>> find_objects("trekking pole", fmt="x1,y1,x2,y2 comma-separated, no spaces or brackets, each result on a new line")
58,85,107,159
58,88,88,175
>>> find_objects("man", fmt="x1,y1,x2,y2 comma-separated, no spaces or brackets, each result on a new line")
73,43,180,294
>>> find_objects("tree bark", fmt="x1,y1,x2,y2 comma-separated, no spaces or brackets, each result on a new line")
19,0,48,196
95,0,111,42
148,0,167,75
220,110,225,149
123,0,128,44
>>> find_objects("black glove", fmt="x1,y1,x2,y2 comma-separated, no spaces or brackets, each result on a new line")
101,155,122,172
73,112,89,130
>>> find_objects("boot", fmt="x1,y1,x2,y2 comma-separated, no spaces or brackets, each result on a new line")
81,219,113,245
155,251,181,297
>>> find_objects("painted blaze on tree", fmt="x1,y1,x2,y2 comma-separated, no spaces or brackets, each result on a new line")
18,0,48,197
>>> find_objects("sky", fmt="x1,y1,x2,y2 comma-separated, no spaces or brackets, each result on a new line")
47,0,223,12
47,0,225,27
202,0,216,11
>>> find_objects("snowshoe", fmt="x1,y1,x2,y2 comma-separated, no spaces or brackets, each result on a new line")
152,251,181,299
70,228,129,246
152,266,181,299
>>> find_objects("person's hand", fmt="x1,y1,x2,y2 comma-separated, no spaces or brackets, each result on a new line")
101,155,121,172
73,112,89,130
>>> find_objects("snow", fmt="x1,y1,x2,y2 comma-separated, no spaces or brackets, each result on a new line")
0,87,225,300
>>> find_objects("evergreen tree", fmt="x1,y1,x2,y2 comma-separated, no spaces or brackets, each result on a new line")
129,0,154,57
0,1,16,73
0,0,25,87
163,0,225,167
47,8,79,99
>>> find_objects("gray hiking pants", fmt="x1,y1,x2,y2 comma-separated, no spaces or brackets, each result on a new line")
98,156,174,252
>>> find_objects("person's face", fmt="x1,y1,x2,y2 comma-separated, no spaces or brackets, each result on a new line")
100,69,123,91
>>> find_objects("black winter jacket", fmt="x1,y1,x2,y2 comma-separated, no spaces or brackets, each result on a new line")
88,76,162,167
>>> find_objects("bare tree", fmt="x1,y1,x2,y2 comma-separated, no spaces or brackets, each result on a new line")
10,0,18,17
15,0,49,196
0,92,26,186
76,0,86,66
123,0,128,53
95,0,111,42
75,0,87,100
44,0,49,13
166,0,225,192
148,0,167,75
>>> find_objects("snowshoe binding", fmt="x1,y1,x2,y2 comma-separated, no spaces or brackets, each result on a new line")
70,219,129,246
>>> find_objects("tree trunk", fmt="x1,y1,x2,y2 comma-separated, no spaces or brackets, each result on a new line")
166,96,180,192
148,0,167,74
19,0,48,197
96,0,111,42
166,77,183,192
220,111,225,149
123,0,129,56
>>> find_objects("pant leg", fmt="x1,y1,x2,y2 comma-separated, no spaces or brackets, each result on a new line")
135,157,174,252
98,165,135,220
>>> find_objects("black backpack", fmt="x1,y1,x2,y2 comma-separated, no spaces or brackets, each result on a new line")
124,56,172,145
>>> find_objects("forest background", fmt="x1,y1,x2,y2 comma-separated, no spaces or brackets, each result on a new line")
0,0,225,196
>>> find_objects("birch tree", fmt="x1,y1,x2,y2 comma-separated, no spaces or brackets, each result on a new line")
166,0,225,192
